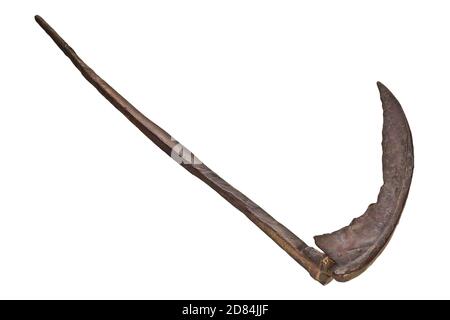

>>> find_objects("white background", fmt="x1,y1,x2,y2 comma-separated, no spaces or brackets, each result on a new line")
0,1,448,299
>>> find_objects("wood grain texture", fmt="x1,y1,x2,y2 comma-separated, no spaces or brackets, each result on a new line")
35,15,333,285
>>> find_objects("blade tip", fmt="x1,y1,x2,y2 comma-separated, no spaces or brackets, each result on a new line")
376,81,387,92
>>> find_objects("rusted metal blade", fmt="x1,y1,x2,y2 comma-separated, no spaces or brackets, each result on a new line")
314,82,414,282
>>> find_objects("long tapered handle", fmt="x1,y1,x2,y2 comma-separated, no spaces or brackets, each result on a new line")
35,15,333,284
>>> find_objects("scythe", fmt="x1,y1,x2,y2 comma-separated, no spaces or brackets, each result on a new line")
35,15,414,284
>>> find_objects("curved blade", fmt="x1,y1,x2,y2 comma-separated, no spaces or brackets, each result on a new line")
314,82,414,282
